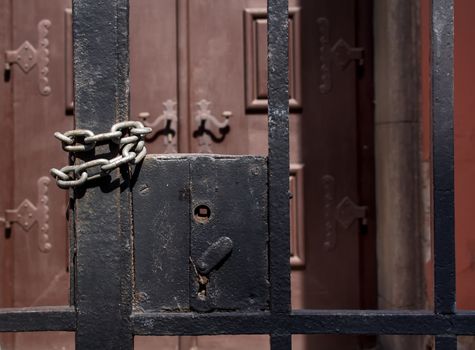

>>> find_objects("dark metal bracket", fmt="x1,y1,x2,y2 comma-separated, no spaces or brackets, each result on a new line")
0,176,52,253
4,19,52,96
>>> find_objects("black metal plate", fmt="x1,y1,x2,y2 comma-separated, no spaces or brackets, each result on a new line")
133,155,269,313
189,156,269,312
133,156,190,312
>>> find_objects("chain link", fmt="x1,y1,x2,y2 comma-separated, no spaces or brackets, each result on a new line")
50,121,152,189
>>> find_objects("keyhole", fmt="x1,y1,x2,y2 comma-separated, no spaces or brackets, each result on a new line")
194,204,211,224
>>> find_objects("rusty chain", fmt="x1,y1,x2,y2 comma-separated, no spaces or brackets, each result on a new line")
50,121,152,189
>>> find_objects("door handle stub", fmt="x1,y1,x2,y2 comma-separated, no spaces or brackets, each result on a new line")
196,236,234,275
4,19,52,96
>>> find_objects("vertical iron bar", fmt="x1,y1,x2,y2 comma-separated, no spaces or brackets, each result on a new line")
435,336,457,350
73,1,133,349
268,0,291,347
432,0,455,315
271,334,292,349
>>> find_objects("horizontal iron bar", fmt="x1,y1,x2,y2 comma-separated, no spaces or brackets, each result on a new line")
132,310,475,336
2,308,475,336
0,306,76,332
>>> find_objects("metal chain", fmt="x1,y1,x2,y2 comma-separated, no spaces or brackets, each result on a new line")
50,121,152,189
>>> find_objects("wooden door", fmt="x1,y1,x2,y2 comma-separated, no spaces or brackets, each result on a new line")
0,0,74,349
0,0,375,349
301,0,376,348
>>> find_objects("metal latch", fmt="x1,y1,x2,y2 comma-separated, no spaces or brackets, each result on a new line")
0,177,52,253
4,19,52,95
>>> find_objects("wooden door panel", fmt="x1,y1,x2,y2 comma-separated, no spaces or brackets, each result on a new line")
301,0,374,348
8,0,73,349
303,0,359,308
0,0,14,348
187,0,250,155
302,0,360,308
130,0,179,155
187,0,301,158
135,336,179,350
195,335,269,350
11,0,72,309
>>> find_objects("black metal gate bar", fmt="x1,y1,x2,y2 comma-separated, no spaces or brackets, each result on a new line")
72,0,133,349
132,310,475,336
268,0,291,346
271,333,292,349
0,307,75,332
267,0,291,345
432,0,456,318
436,336,457,350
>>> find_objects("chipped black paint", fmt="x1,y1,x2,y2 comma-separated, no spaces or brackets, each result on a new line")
268,0,291,348
73,0,133,349
134,156,190,312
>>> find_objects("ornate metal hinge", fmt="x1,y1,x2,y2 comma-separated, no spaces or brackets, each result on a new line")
335,196,368,229
4,19,52,96
318,17,364,94
0,177,52,253
193,99,232,153
322,175,368,251
139,99,178,153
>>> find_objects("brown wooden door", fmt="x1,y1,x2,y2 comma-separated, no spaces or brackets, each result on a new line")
0,0,74,349
301,0,376,348
0,0,374,349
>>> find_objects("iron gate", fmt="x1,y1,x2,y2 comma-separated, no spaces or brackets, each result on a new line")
0,0,465,349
